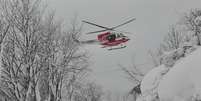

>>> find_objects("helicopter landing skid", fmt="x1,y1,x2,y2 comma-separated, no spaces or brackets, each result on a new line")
108,45,126,50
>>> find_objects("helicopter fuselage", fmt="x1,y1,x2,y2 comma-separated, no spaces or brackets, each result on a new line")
97,32,130,47
81,18,135,50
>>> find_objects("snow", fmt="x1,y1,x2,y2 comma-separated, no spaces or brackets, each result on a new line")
181,42,197,55
161,48,184,67
140,65,169,101
138,46,201,101
158,47,201,101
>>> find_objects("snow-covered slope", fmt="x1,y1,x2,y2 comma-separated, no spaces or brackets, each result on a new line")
141,65,169,94
138,46,201,101
158,47,201,101
140,65,169,101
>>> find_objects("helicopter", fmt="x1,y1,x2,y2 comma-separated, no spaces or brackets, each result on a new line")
73,18,135,50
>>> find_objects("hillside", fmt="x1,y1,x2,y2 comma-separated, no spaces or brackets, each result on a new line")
139,45,201,101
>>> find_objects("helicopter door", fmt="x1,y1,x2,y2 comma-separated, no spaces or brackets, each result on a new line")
107,34,116,42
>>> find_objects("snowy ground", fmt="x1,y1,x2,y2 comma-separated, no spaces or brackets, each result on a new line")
139,46,201,101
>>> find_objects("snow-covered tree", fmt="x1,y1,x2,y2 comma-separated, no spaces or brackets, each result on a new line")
119,59,145,101
0,0,90,101
0,10,10,52
183,8,201,45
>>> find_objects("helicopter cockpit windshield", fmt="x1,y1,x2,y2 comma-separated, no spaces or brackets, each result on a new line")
111,32,125,38
106,33,116,42
117,33,125,38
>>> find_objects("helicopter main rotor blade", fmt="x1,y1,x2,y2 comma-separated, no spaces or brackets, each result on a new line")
85,29,109,34
82,20,112,30
117,30,133,34
111,18,136,29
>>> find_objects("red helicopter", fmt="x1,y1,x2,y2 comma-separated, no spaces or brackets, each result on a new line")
73,18,135,50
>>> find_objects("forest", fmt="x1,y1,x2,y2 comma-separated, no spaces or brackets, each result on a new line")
1,0,201,101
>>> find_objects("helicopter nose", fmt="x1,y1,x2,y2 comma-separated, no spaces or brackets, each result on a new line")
124,36,129,39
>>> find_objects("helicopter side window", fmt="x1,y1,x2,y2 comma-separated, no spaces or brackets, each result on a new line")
116,33,121,38
120,33,124,37
107,34,116,42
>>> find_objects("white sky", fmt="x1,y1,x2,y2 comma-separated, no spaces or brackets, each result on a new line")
46,0,201,92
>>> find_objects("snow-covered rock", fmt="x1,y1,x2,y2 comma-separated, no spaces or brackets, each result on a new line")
138,40,200,101
161,48,184,67
160,43,197,68
158,47,201,101
182,43,197,55
139,65,169,101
